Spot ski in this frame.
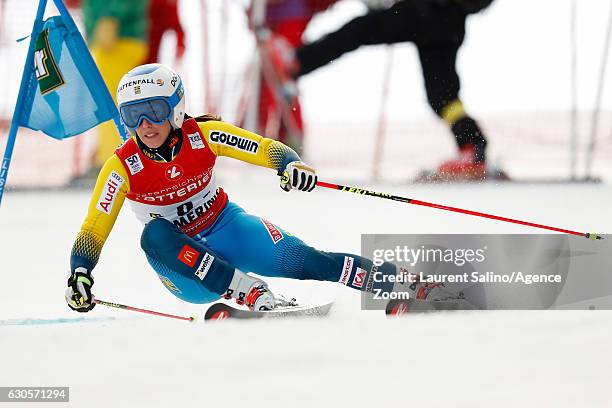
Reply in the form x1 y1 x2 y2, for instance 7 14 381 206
204 301 333 321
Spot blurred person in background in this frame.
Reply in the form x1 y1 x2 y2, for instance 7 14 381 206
82 0 149 172
279 0 502 181
252 0 338 154
145 0 185 64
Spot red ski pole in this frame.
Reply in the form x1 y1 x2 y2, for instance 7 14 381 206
94 299 195 322
316 181 603 240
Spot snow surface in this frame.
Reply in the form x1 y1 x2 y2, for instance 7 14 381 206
1 178 611 407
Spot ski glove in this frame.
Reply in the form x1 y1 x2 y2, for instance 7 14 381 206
280 161 317 192
65 267 96 313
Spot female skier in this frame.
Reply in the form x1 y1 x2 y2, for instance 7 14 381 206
65 64 452 312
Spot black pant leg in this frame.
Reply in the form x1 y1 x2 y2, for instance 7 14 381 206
418 44 487 162
296 1 419 77
418 44 462 115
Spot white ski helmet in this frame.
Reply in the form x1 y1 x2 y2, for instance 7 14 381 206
116 64 185 135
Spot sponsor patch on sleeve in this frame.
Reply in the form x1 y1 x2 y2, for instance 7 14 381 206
351 267 366 289
187 132 205 150
159 276 182 293
208 130 259 154
96 171 125 214
339 256 354 285
195 253 214 280
125 153 144 175
178 244 200 267
365 266 377 292
260 218 284 244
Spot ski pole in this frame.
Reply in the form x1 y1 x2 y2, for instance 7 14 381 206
315 181 604 240
94 299 196 322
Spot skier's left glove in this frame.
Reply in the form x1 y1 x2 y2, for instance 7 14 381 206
280 161 317 192
65 267 96 313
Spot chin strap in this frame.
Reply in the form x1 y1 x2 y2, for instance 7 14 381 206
136 128 183 162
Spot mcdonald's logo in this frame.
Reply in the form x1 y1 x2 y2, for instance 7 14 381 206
178 244 200 268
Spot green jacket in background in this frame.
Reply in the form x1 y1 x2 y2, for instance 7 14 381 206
82 0 149 41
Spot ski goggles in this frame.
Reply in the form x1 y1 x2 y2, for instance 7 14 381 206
119 97 173 129
119 83 183 129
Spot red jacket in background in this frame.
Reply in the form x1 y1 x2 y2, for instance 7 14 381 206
146 0 185 63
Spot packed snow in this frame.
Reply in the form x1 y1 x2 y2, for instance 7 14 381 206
1 179 611 407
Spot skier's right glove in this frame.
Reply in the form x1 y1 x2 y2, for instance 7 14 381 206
65 267 96 313
280 161 317 192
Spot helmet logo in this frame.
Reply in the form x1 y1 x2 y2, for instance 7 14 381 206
134 85 141 95
156 79 164 86
118 78 156 92
171 76 178 87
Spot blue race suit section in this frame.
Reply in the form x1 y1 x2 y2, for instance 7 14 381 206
141 202 395 303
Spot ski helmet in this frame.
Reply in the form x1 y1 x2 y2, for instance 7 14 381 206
116 64 185 135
